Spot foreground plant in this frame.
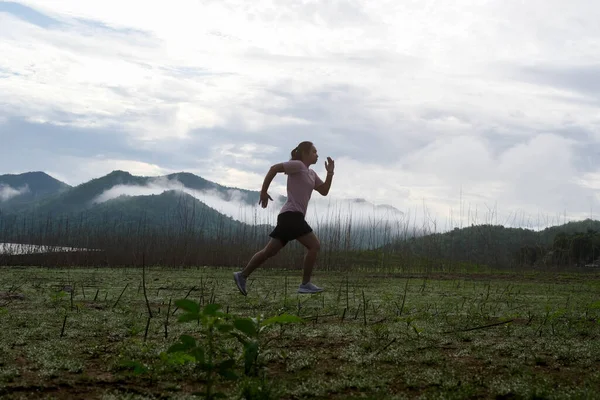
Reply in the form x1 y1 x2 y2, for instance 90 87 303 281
165 299 303 399
230 313 304 377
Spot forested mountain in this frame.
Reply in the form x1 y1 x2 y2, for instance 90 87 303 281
0 171 71 211
0 170 401 247
388 220 600 268
2 170 599 269
0 171 268 241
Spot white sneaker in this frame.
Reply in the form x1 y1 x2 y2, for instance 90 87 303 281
233 272 247 296
298 282 323 294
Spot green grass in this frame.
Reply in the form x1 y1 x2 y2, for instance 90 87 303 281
0 266 599 399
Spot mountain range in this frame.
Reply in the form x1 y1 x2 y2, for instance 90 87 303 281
2 170 600 268
0 170 404 244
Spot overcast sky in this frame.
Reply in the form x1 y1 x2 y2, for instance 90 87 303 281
1 0 599 230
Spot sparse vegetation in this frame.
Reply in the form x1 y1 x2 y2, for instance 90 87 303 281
0 267 599 399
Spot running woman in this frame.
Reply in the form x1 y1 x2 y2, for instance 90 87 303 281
233 141 335 295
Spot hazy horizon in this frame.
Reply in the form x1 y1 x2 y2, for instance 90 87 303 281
1 168 593 233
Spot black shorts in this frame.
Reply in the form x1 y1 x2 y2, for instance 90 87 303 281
269 211 313 246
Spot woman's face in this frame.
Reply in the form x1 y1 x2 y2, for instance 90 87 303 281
305 145 318 165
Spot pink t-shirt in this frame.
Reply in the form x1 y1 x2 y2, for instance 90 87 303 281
280 160 324 216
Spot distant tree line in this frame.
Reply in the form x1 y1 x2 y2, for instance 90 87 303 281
2 206 600 272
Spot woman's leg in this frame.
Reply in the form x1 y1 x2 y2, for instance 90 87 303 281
296 232 321 284
241 238 285 277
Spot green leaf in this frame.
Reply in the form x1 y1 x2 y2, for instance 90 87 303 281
197 362 210 370
190 347 205 363
262 314 304 327
217 359 238 380
218 359 236 370
120 360 148 375
178 313 200 323
244 341 259 374
230 331 249 346
175 299 200 314
161 352 195 365
203 303 221 316
216 323 234 333
234 318 258 337
180 335 196 348
167 335 197 353
133 363 148 375
167 343 191 354
218 368 239 380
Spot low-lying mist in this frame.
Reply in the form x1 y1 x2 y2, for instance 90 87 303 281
0 184 30 201
91 177 412 247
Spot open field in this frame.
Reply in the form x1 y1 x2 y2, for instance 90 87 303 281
0 266 599 399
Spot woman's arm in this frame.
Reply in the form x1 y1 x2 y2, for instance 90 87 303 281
259 163 285 208
261 163 284 193
316 173 334 196
316 157 335 196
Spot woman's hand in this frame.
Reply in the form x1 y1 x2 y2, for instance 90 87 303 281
325 157 335 174
259 191 273 208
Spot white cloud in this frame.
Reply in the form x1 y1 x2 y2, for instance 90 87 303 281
4 0 598 139
57 156 172 185
0 184 30 201
2 0 600 230
90 175 406 234
90 177 272 222
576 172 600 191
